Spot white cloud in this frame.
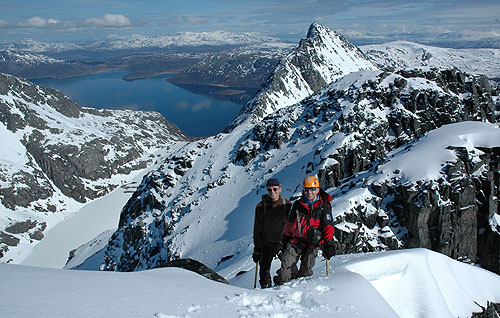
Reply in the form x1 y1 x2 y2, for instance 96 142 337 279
26 17 47 28
15 17 75 29
83 14 132 28
19 17 55 28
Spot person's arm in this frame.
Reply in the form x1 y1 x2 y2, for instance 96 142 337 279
253 205 263 252
322 204 334 242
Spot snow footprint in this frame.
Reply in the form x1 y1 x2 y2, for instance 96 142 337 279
227 291 324 317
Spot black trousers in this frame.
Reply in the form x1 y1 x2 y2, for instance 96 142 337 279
258 243 280 288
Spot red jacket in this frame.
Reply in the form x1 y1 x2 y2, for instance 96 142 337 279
282 192 334 247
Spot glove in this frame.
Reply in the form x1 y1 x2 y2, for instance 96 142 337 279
252 250 261 263
322 242 335 260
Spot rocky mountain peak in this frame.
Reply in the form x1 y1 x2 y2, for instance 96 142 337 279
305 21 345 44
227 23 377 130
306 22 325 38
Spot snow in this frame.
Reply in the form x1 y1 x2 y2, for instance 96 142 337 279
2 248 499 318
20 170 147 268
361 41 500 78
371 122 500 183
340 248 500 318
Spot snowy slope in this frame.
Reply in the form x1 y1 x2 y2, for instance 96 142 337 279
362 41 500 78
21 167 150 269
2 248 500 318
0 50 64 65
91 30 281 50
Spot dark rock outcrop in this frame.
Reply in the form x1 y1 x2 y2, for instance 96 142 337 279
158 258 228 284
472 302 500 318
331 145 500 274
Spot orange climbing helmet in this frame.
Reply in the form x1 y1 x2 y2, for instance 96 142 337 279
303 176 319 188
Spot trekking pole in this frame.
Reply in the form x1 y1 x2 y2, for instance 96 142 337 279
253 262 259 289
326 259 330 276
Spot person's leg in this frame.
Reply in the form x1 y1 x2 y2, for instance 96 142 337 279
259 248 275 288
298 247 319 278
274 243 301 285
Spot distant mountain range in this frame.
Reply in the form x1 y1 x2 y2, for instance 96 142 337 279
1 31 498 104
0 31 282 53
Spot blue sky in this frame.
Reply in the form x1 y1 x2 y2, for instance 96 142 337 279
1 0 499 46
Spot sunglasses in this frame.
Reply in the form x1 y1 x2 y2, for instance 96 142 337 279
303 188 317 192
267 187 280 192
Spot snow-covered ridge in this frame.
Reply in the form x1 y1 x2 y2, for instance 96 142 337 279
1 38 83 53
362 41 500 78
94 30 281 50
0 50 64 65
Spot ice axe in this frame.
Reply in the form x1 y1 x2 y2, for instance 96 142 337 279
253 262 259 289
326 259 330 276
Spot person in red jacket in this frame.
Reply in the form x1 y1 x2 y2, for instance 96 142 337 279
273 176 335 285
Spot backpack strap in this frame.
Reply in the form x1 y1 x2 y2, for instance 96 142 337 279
261 194 268 214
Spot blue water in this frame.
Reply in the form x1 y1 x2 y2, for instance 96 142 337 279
31 71 242 137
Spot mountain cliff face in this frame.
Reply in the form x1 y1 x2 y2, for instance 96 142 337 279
326 122 500 274
102 23 500 275
0 72 190 263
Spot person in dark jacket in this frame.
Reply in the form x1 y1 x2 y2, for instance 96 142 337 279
253 178 292 288
273 176 335 285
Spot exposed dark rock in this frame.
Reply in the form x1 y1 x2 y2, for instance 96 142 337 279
0 231 20 247
5 220 37 234
330 145 500 274
471 302 500 318
159 258 228 284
